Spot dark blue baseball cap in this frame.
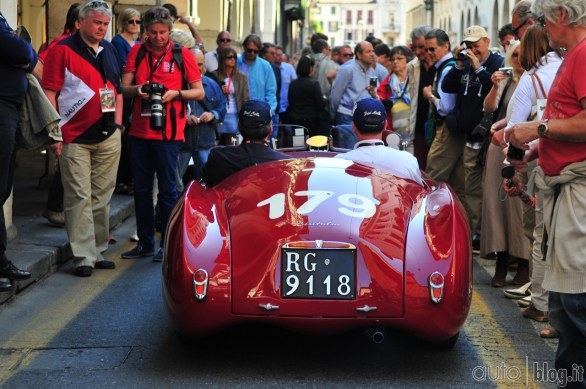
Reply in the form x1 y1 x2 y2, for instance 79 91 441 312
353 98 387 132
239 99 272 128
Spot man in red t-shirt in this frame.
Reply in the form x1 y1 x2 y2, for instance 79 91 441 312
120 6 204 261
506 0 586 376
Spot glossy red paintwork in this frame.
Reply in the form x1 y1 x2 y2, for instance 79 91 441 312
163 156 472 341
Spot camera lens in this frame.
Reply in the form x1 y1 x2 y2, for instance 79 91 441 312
507 144 525 160
458 49 468 61
148 83 166 130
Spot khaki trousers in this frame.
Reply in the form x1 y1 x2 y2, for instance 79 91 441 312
61 130 121 267
425 121 466 205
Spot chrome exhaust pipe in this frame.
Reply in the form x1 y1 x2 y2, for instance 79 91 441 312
366 327 386 344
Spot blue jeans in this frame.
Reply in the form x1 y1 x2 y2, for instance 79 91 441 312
176 148 211 192
0 101 18 268
549 291 586 388
334 112 356 149
129 137 180 249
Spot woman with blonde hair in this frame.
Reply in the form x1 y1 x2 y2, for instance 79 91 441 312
112 7 141 195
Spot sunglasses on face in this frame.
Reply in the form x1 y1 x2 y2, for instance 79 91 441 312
341 53 353 58
225 55 236 59
127 19 141 25
218 38 231 43
424 47 437 52
537 15 547 27
246 48 259 54
512 19 528 37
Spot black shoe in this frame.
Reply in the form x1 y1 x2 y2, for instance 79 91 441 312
74 266 93 277
0 279 12 292
95 260 116 269
121 245 154 259
0 261 32 280
471 233 481 253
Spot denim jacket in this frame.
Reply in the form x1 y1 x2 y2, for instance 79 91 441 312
186 75 227 149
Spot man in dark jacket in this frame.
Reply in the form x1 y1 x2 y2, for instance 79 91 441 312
0 11 35 290
441 25 503 251
202 100 291 187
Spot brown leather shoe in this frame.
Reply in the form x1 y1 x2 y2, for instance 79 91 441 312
522 304 548 322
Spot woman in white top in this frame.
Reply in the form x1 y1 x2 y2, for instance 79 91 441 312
481 40 531 288
493 25 563 326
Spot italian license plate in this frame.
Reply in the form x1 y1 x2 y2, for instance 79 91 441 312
281 248 356 299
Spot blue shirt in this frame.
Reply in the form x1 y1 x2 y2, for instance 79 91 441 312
237 55 278 114
278 61 297 113
329 59 378 117
187 75 227 149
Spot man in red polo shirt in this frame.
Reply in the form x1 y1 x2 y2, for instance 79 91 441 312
42 0 123 277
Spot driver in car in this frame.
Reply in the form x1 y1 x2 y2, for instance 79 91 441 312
202 99 291 187
335 98 424 185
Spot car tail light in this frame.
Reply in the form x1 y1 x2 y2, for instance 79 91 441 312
428 272 444 304
193 269 209 301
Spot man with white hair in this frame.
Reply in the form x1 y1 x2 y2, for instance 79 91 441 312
506 0 586 377
42 0 123 277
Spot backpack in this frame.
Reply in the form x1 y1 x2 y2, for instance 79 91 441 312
134 42 188 140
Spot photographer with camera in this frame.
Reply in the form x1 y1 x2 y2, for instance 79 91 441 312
121 6 204 261
441 25 504 252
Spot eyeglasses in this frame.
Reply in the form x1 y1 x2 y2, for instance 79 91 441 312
341 53 354 58
537 15 547 27
424 47 437 52
246 48 259 54
127 19 141 25
512 19 528 37
225 55 236 59
218 38 231 43
87 1 109 9
390 56 407 61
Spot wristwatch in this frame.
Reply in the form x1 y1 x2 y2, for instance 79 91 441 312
114 123 125 132
537 120 549 137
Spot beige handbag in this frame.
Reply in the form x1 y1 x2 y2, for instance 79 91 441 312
527 73 547 121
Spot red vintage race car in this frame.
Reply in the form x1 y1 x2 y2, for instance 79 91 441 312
163 151 472 348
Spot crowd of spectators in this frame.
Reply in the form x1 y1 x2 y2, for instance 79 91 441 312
3 0 586 377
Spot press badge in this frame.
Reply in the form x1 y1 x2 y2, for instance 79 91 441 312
99 88 116 112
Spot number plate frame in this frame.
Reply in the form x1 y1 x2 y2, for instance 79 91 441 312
281 247 356 299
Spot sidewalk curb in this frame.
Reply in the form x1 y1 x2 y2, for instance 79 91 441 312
0 194 134 305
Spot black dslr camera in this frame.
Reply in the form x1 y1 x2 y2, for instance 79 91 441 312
142 83 166 130
458 49 468 61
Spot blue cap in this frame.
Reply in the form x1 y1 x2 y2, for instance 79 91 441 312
352 98 386 132
239 100 272 128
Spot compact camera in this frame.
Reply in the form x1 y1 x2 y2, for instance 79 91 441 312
369 77 378 88
457 49 468 61
142 83 166 130
499 67 513 77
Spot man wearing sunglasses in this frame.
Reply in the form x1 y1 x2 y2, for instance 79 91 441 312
205 31 232 73
511 0 537 40
406 25 435 170
237 34 278 129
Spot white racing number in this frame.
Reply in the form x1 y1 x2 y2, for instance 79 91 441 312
257 190 378 219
